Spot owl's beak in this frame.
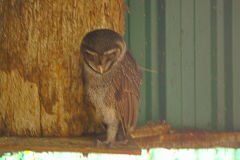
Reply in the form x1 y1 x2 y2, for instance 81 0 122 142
98 66 103 74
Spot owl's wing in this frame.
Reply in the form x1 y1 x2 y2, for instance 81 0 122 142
112 51 142 135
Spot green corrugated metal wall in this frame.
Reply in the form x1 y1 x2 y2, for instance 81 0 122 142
125 0 240 131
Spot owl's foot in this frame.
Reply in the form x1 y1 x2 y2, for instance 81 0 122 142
96 139 112 147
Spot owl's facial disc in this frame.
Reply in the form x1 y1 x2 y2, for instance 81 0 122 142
81 33 126 75
84 49 119 74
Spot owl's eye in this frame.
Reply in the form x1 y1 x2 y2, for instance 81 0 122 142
107 52 116 57
104 48 120 56
84 50 97 62
85 49 97 56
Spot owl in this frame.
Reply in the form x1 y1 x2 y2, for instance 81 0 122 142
80 29 142 145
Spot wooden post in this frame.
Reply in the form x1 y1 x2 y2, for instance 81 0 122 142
0 0 125 136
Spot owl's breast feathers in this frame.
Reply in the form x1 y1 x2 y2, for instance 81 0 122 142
107 50 142 135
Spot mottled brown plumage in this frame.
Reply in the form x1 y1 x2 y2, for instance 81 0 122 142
80 29 142 144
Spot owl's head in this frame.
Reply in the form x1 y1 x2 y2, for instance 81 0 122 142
80 29 126 74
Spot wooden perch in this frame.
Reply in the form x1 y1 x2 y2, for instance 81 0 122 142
1 122 240 155
131 122 240 149
0 136 141 155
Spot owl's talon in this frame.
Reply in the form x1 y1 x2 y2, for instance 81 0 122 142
96 139 113 147
96 139 102 146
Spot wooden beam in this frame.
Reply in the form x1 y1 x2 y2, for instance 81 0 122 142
131 122 240 149
1 122 240 154
0 136 141 155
